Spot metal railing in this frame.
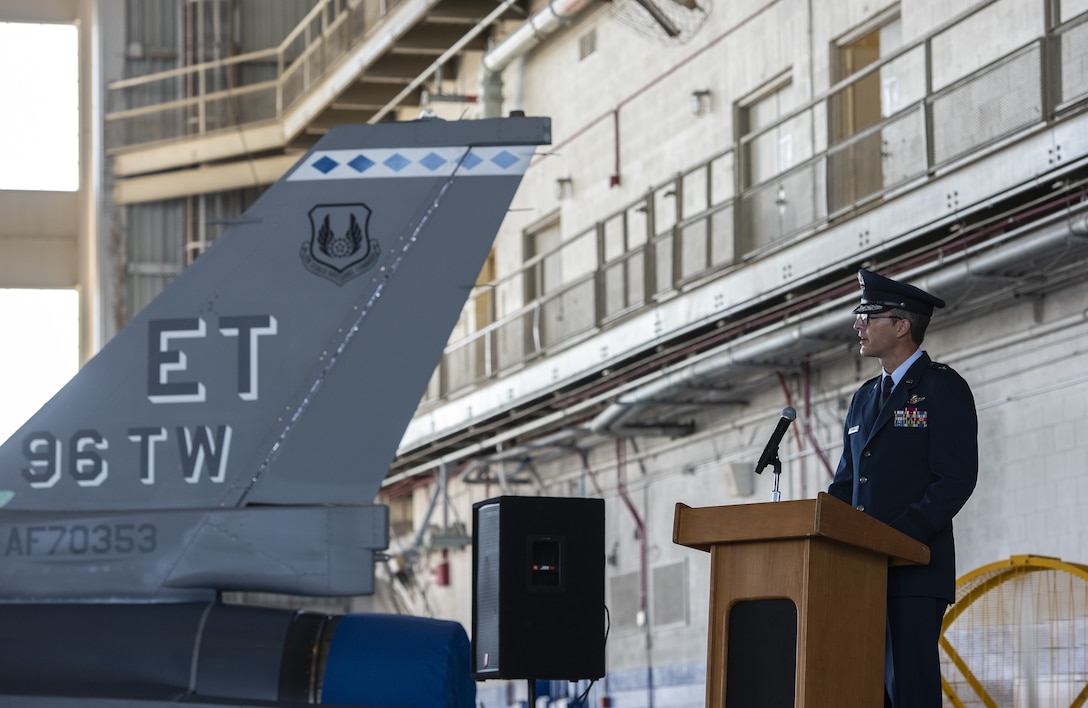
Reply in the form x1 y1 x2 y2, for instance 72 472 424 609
103 0 1088 406
424 1 1088 408
104 0 376 150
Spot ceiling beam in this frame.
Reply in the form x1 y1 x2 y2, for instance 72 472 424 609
112 153 299 205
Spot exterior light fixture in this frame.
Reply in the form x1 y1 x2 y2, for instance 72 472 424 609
555 176 574 199
691 89 711 116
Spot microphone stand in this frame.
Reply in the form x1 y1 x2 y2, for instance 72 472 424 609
769 456 782 502
753 407 795 502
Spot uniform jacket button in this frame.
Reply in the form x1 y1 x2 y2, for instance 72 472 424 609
856 504 865 512
859 476 868 484
863 450 871 457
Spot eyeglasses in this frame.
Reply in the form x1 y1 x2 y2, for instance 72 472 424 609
855 314 902 326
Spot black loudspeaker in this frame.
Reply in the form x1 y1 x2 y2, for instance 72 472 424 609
471 495 605 681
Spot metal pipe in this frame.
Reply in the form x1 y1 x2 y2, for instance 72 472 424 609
614 439 647 622
383 207 1088 485
369 0 521 123
591 213 1088 436
478 0 597 118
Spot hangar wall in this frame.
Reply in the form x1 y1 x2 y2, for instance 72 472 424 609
4 0 1086 704
397 0 1088 704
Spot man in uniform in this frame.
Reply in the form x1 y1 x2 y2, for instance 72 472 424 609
828 269 978 707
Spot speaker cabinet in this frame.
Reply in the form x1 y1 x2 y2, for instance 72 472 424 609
471 496 605 681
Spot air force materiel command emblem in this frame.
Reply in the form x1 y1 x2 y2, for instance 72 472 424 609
301 204 379 285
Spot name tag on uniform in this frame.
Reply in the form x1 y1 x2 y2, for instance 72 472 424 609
848 425 860 434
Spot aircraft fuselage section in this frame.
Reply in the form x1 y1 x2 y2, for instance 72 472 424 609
4 517 157 558
0 504 389 599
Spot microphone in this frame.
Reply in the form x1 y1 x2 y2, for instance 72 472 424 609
753 407 797 474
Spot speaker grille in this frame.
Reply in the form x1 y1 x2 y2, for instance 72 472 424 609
471 496 605 680
474 503 501 674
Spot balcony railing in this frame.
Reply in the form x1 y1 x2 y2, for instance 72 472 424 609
424 0 1088 409
104 0 377 151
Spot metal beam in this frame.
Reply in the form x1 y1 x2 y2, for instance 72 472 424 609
110 0 444 178
111 154 299 205
111 122 287 178
0 191 78 288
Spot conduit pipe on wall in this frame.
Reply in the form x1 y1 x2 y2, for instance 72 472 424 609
479 0 598 118
591 213 1088 437
800 360 836 480
369 0 521 122
614 440 648 628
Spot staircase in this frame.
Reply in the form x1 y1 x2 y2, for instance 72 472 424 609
105 0 524 204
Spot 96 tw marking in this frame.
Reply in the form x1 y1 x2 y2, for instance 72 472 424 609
22 425 232 489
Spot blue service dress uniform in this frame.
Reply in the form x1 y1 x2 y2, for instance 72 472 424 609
829 352 977 601
829 351 978 705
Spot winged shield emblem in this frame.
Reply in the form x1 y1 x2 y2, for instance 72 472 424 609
300 203 379 285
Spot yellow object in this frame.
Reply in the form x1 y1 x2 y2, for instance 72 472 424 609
940 555 1088 707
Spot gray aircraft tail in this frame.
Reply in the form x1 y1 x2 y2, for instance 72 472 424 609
0 116 550 601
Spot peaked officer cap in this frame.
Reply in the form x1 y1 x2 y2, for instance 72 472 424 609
853 269 945 316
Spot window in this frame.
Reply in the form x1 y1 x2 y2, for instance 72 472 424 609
737 73 797 189
0 289 80 442
443 251 497 392
736 72 814 251
524 218 598 349
829 8 903 211
0 23 79 192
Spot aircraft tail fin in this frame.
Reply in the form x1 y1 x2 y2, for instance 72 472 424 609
0 116 551 514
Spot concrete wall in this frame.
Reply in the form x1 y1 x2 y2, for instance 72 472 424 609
401 0 1088 705
462 271 1088 705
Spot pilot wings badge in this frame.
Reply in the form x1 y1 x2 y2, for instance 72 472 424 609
301 203 380 285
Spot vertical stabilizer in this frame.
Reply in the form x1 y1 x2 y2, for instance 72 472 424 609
0 116 550 600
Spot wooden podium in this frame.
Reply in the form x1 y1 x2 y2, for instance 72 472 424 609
673 492 930 707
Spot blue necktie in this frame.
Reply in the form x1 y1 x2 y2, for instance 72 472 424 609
880 375 893 409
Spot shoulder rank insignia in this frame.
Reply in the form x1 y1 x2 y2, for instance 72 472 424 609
894 407 928 428
907 394 926 404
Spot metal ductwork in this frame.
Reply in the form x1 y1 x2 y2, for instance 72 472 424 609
591 213 1088 437
479 0 598 118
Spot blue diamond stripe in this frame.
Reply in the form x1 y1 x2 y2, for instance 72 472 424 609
420 152 447 171
348 155 375 173
490 150 519 170
384 153 411 172
313 156 340 174
459 152 483 170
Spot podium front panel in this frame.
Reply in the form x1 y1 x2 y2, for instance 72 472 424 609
725 598 797 707
707 538 888 707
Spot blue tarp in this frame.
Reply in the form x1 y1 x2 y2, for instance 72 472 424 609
321 613 476 707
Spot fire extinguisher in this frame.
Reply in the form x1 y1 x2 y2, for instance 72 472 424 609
434 548 450 586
